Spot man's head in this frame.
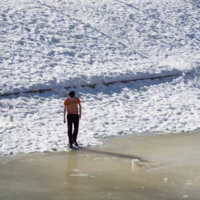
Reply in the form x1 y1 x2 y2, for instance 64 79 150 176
68 90 75 99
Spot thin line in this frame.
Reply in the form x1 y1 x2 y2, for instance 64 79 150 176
0 73 181 97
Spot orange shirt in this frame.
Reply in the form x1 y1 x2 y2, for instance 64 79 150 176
63 97 81 114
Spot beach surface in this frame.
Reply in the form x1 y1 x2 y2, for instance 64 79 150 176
0 132 200 200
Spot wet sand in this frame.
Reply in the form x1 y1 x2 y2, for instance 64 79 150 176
0 132 200 200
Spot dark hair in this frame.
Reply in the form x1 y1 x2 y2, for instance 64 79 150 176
68 90 75 98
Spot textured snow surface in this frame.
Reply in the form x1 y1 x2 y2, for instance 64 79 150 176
1 0 200 154
1 0 198 94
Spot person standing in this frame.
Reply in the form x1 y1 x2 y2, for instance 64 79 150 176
63 90 81 148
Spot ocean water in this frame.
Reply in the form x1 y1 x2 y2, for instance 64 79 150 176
0 132 200 200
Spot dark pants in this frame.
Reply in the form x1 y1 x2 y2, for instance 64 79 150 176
67 114 79 145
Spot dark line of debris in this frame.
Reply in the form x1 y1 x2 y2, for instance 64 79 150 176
0 74 179 97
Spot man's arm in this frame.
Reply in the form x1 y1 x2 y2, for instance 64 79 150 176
79 104 82 119
63 106 67 123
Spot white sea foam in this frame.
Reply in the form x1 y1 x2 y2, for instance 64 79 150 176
70 173 89 177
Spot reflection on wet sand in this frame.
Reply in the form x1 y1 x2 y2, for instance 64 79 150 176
65 151 79 197
0 133 200 200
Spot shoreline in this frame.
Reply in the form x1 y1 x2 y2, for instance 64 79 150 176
0 130 200 162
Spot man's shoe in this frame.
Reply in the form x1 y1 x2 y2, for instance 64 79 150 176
73 141 78 147
68 144 73 149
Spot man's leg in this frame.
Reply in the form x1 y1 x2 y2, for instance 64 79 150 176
72 114 79 144
67 114 73 146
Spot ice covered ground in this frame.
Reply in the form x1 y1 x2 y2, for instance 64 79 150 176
1 0 200 154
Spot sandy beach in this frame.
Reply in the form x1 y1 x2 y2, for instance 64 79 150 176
0 132 200 200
